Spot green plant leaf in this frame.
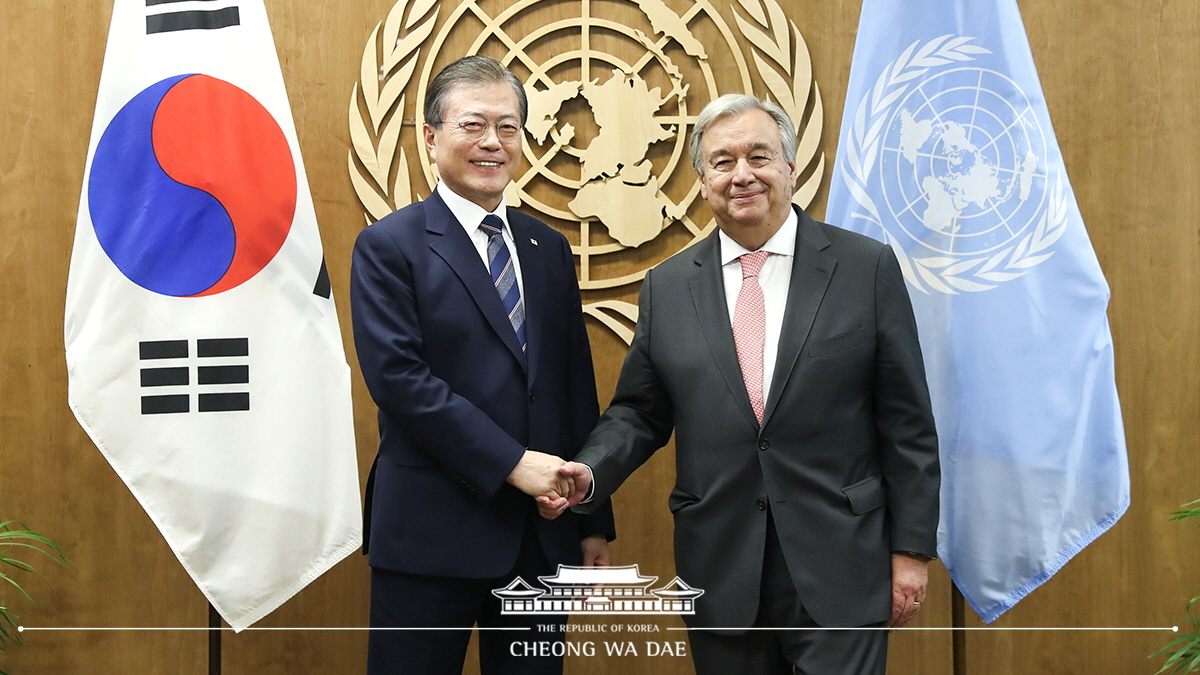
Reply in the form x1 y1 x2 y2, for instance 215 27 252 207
0 556 40 573
1169 499 1200 524
1152 502 1200 673
0 603 22 651
0 521 70 657
0 572 35 605
0 526 71 568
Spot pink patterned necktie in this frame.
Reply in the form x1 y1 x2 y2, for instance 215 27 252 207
733 251 769 425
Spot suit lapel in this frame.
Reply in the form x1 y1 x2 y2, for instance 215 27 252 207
687 232 760 429
426 193 528 372
511 216 543 385
762 208 835 426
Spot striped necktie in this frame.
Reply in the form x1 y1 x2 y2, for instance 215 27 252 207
480 214 526 353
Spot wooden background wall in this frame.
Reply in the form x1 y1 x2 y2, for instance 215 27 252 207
1 0 1197 673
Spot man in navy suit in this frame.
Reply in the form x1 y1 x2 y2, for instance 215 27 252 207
351 55 615 675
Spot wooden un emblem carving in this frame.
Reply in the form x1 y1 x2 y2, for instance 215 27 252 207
350 0 824 344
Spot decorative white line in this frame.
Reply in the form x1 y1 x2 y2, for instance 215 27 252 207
19 626 530 632
670 626 1179 632
21 625 1178 632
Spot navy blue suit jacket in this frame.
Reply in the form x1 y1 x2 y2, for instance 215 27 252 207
351 191 614 578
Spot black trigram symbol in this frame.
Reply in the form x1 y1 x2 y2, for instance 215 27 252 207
146 0 240 35
139 338 250 414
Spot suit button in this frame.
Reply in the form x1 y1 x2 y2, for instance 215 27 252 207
528 392 536 402
756 499 767 511
758 439 770 451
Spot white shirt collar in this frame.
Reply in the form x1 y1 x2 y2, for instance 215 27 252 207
436 181 509 233
718 207 798 265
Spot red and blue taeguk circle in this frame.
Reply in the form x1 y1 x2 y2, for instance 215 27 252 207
88 74 296 297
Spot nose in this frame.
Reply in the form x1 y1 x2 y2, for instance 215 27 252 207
730 157 756 184
478 123 503 148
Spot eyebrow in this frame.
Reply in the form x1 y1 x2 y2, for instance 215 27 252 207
708 142 777 159
458 111 520 122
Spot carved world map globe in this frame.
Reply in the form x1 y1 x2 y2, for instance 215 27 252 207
353 0 822 338
415 0 753 291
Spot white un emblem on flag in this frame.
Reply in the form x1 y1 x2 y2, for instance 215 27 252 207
840 36 1070 294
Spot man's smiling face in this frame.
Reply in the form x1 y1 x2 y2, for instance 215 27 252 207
698 108 798 249
424 81 523 212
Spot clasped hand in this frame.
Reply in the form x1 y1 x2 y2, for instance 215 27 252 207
505 450 591 520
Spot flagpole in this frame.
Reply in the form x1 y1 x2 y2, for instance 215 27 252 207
209 603 221 675
951 584 966 675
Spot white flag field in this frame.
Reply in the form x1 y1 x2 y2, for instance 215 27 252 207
65 0 361 630
825 0 1130 622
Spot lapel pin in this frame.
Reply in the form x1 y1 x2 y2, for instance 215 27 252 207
530 238 538 246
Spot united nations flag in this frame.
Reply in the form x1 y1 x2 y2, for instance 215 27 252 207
826 0 1130 623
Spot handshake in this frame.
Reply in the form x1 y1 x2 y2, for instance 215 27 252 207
506 450 593 520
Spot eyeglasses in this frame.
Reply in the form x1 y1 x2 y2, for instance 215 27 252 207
435 119 523 142
707 153 779 173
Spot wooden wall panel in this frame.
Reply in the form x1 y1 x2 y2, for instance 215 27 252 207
1 0 1197 674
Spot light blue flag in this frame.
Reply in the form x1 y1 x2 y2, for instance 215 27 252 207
825 0 1129 623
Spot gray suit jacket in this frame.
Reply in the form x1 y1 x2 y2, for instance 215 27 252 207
576 207 939 629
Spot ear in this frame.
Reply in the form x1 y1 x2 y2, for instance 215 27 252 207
423 124 438 162
699 173 710 201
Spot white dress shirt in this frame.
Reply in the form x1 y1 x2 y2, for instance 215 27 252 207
436 181 525 299
717 208 797 401
578 210 799 505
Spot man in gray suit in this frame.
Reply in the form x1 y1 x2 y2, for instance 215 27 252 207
539 94 940 674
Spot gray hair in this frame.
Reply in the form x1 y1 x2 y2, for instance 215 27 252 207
689 94 797 174
424 55 528 126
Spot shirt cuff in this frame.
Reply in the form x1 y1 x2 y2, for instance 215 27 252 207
895 550 935 562
579 463 596 504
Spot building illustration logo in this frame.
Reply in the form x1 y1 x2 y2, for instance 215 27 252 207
492 564 704 615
